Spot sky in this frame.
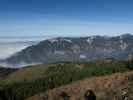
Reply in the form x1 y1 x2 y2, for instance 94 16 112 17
0 0 133 37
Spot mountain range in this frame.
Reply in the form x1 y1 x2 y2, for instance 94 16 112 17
2 34 133 67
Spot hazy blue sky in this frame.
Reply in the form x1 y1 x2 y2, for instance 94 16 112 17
0 0 133 37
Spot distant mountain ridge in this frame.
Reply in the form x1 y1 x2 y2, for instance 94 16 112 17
3 34 133 67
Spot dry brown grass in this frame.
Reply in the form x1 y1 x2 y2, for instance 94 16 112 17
27 71 133 100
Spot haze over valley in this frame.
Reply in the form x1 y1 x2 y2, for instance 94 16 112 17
0 36 48 60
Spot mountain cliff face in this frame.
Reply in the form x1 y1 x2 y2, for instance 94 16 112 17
4 34 133 66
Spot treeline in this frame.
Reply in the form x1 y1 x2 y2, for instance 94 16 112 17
0 67 17 79
0 60 133 100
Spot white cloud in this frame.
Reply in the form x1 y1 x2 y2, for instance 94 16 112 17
0 43 30 59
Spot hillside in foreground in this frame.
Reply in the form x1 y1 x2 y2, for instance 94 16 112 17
27 71 133 100
0 60 133 100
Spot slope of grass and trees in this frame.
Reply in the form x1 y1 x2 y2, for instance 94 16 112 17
0 59 133 100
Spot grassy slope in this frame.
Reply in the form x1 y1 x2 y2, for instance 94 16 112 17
2 61 128 84
3 64 50 84
0 67 17 80
0 60 132 100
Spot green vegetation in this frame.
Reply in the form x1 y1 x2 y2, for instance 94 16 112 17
0 67 17 80
0 60 133 100
127 59 133 70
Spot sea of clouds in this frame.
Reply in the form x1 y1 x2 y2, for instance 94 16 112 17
0 36 47 60
0 42 34 59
